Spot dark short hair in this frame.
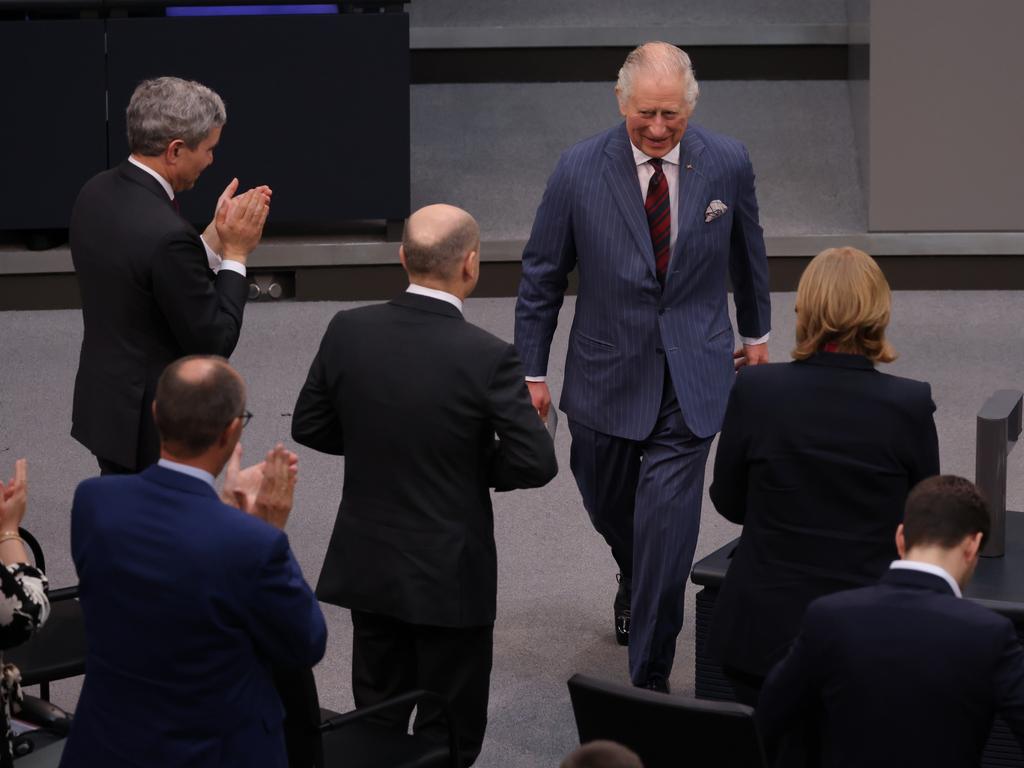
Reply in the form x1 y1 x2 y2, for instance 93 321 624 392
153 355 244 456
903 475 990 549
561 741 644 768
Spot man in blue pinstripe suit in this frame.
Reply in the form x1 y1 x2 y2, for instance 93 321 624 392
515 42 772 691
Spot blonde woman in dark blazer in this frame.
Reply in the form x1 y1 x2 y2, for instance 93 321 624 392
707 247 940 705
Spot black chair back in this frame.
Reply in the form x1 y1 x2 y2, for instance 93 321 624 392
567 673 767 768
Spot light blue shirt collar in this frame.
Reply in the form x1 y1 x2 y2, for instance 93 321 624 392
890 560 962 598
157 458 217 491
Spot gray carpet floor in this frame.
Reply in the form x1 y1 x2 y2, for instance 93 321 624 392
1 289 1022 766
411 81 865 241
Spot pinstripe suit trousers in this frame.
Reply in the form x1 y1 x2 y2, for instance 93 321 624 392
569 363 713 685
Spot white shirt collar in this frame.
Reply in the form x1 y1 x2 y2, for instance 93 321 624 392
128 155 175 201
631 141 681 168
889 560 962 598
157 458 217 491
405 284 463 313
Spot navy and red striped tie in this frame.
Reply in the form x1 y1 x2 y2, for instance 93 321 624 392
644 158 671 284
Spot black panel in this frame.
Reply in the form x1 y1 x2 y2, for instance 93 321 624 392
412 45 850 85
106 13 410 227
0 19 106 229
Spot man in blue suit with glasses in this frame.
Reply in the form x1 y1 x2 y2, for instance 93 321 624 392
515 41 771 691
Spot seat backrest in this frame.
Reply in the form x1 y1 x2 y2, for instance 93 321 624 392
566 674 767 768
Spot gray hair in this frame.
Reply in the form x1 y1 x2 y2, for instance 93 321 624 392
127 76 226 156
616 41 699 110
402 211 480 279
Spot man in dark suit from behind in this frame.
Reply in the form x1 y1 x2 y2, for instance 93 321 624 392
758 475 1024 768
62 356 326 768
292 204 558 765
71 76 271 475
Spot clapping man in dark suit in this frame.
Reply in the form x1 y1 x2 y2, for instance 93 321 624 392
515 41 771 691
292 204 558 765
758 475 1024 768
62 356 326 768
71 76 271 475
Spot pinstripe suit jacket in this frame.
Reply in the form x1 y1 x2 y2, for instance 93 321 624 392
515 122 771 440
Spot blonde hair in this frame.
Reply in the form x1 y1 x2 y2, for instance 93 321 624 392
793 247 896 363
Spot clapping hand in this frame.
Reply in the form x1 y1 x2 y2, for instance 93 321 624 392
203 178 272 258
220 444 297 530
0 459 28 533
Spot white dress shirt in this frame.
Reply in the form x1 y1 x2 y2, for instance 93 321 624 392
127 155 246 277
157 457 217 491
406 283 463 313
889 559 962 598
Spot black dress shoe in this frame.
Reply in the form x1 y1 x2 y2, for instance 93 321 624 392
639 678 670 694
615 609 631 646
614 574 631 646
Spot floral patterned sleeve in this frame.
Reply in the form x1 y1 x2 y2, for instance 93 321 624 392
0 564 49 649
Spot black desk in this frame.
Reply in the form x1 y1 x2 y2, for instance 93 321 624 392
690 510 1024 767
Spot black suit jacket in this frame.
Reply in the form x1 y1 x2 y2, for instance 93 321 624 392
292 292 558 627
758 568 1024 768
707 352 940 676
70 160 248 470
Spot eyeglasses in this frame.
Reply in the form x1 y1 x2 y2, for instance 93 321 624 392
240 410 253 429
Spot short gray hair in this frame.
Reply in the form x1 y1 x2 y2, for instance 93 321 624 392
402 212 480 279
616 41 699 111
127 76 226 156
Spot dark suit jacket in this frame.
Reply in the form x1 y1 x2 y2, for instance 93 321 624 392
292 292 558 627
515 122 771 440
61 465 327 768
70 160 248 470
707 352 940 676
758 568 1024 768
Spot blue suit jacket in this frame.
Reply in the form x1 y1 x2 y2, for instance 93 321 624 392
515 122 771 440
61 465 327 768
758 568 1024 768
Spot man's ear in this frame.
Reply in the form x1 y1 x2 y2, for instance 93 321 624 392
219 417 243 450
895 524 907 559
164 139 184 165
464 248 479 281
964 531 984 563
399 245 408 271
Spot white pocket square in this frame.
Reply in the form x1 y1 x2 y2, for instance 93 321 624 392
705 200 728 223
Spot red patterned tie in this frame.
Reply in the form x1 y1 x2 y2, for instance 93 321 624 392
170 197 181 214
645 158 671 284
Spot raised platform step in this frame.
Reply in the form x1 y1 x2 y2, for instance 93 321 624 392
5 233 1024 277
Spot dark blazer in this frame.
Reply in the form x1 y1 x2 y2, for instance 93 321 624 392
514 122 771 440
758 568 1024 768
707 352 940 676
70 160 248 470
61 465 326 768
292 292 558 627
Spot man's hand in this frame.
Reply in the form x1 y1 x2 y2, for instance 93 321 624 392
527 380 551 420
0 459 27 532
250 444 298 531
219 443 264 511
215 185 272 263
734 342 769 370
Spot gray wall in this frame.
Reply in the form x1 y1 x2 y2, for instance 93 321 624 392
868 0 1024 231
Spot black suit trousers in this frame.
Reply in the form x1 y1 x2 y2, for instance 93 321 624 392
350 610 493 767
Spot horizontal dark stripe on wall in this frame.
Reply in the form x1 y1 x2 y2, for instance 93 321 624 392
413 46 851 84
